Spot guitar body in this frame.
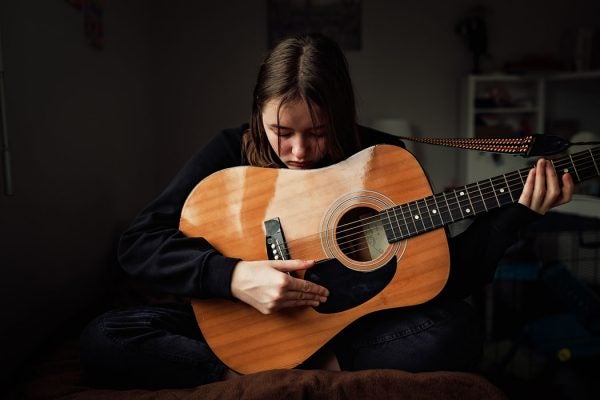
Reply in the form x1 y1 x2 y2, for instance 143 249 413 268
180 145 450 374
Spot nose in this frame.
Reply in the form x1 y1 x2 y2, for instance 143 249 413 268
291 135 309 159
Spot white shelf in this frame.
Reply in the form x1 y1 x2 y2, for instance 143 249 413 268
460 71 600 184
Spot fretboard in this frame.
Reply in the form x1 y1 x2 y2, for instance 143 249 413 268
382 146 600 243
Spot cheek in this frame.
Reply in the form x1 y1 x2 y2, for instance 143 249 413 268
266 133 279 153
266 133 290 156
315 137 327 157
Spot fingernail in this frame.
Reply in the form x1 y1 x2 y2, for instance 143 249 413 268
320 296 328 302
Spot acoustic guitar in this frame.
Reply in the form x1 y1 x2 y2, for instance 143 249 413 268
179 144 600 374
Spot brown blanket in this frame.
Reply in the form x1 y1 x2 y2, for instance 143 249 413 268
19 339 507 400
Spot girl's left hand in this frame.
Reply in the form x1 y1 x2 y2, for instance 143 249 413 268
519 158 574 215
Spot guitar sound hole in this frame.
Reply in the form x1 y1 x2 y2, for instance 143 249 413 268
336 207 388 262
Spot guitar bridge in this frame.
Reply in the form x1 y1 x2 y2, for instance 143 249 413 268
264 217 289 261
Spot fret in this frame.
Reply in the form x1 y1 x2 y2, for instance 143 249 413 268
437 193 453 223
474 181 488 212
553 159 568 175
555 158 576 182
502 173 516 202
401 203 418 235
382 209 400 242
466 182 486 214
385 207 398 239
478 179 499 210
426 196 444 227
443 191 461 221
517 169 529 198
568 153 581 181
381 210 392 241
506 171 524 202
417 198 434 230
408 201 426 232
490 175 513 206
518 169 526 186
488 178 501 207
572 151 598 182
453 188 469 218
392 206 408 239
465 185 477 215
451 190 464 219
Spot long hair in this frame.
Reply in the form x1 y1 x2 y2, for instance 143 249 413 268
243 33 360 167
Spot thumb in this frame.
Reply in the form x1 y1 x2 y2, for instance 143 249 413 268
271 259 316 273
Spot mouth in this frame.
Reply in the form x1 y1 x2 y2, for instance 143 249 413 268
286 161 313 169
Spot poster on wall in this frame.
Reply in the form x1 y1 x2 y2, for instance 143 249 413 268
66 0 103 50
267 0 361 50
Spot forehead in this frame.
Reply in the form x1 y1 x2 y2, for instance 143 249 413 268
262 98 325 125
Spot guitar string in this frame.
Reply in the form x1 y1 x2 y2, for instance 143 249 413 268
328 151 597 240
330 159 552 241
277 152 599 256
327 171 524 241
279 166 594 259
275 175 599 259
310 155 583 248
344 152 598 247
273 152 599 257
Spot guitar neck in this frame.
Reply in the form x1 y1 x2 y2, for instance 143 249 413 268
382 146 600 243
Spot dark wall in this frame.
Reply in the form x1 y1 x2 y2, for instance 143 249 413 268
0 0 157 386
1 0 599 390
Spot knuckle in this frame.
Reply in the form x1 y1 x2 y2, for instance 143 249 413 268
302 280 310 292
279 275 291 288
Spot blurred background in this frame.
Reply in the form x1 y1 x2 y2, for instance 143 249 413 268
1 1 599 398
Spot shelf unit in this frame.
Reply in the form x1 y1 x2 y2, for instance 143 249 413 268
460 71 600 184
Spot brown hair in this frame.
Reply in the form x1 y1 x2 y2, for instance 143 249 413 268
243 33 360 167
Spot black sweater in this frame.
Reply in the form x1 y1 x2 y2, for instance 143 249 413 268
118 124 539 301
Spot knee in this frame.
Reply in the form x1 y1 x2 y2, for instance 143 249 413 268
346 301 484 372
79 312 120 374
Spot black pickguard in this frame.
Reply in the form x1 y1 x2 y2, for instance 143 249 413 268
304 257 397 314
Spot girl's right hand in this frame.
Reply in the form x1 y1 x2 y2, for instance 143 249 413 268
230 259 329 314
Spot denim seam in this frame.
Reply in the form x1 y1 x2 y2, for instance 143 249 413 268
352 307 457 349
100 311 217 368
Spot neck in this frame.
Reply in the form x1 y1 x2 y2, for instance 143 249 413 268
382 147 600 243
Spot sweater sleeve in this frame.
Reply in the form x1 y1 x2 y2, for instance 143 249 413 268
438 203 542 301
118 126 248 299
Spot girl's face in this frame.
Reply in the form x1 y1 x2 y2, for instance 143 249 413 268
261 98 327 169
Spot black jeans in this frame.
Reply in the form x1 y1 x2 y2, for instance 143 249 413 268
80 300 483 389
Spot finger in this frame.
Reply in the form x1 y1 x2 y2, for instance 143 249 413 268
267 290 327 313
552 172 574 207
518 167 536 207
286 276 330 297
281 290 328 303
277 299 322 310
541 160 561 211
531 159 547 211
271 259 316 273
559 172 574 204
